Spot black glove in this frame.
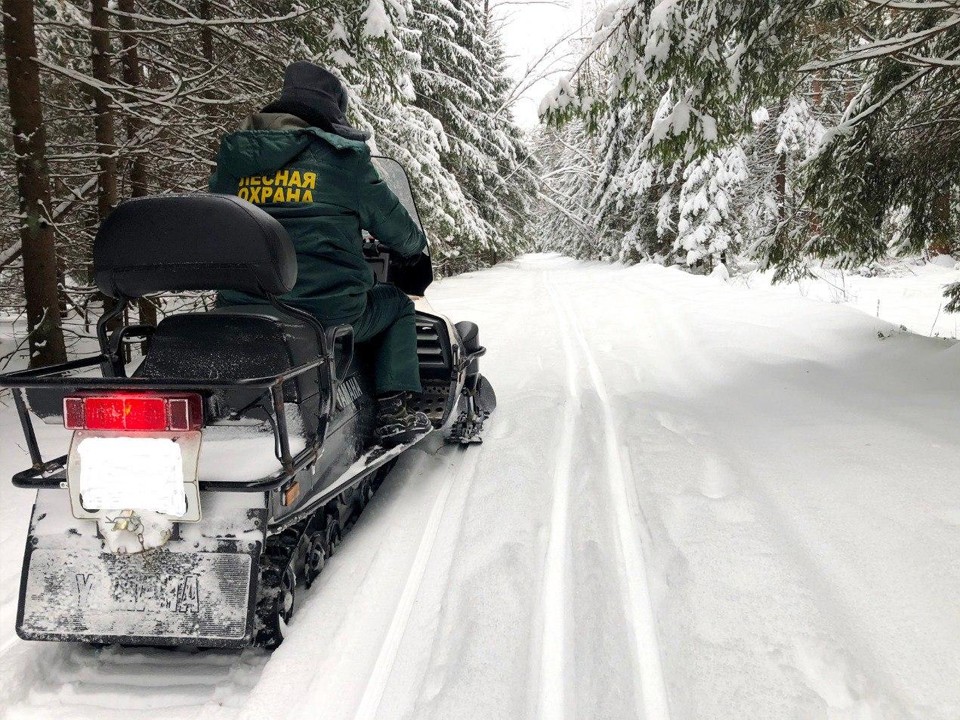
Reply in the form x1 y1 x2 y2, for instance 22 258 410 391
390 250 424 269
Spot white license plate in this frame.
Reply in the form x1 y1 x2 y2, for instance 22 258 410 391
68 431 202 522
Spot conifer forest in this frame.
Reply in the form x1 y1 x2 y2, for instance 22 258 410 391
1 1 958 365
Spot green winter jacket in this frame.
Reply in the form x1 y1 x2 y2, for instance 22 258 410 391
209 113 427 321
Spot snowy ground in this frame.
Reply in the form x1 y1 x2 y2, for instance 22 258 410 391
736 258 960 340
1 254 959 720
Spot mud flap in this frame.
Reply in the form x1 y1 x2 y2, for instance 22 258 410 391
17 489 265 648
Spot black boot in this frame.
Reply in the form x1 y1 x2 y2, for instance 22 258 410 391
375 392 431 448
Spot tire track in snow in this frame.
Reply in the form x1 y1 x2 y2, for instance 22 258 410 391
548 271 672 720
534 275 580 720
351 446 483 720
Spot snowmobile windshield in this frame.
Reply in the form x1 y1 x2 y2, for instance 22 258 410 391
371 157 424 235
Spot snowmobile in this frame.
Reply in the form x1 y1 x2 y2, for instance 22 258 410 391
0 157 496 649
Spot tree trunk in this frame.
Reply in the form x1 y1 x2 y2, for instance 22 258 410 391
117 0 157 327
198 0 219 156
3 0 68 367
931 186 953 256
90 0 128 354
118 0 146 199
773 119 791 258
811 73 823 108
775 149 787 223
90 0 118 220
199 0 215 68
808 74 824 237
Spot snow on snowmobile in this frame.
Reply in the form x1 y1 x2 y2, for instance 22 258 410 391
0 157 496 649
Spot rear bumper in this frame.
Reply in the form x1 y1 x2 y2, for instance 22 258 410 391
17 490 264 648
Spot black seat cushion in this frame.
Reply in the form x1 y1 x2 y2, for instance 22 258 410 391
135 307 326 433
136 307 320 382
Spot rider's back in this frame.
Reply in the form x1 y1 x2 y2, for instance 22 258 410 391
210 112 424 322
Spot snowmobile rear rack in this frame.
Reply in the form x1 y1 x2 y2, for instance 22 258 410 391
2 352 329 493
0 355 326 388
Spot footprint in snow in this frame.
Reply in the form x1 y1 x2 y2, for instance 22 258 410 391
699 456 740 500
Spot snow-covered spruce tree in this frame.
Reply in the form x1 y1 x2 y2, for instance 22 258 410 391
539 88 747 271
588 101 675 263
542 1 959 309
674 145 748 268
476 27 538 264
409 0 537 273
293 0 480 271
277 0 535 274
537 2 843 273
535 48 677 265
533 120 604 259
802 1 960 289
738 93 827 280
541 1 837 166
534 47 606 260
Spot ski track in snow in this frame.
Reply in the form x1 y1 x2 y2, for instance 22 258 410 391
548 275 671 720
2 254 959 720
535 275 578 720
351 443 483 720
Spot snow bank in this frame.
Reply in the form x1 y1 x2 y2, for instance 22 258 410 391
737 260 960 340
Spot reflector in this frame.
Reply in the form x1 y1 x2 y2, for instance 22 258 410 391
63 397 86 430
167 395 202 431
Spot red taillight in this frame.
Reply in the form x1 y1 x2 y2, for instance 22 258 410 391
64 394 203 432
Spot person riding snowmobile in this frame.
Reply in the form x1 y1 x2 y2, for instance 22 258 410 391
210 61 431 447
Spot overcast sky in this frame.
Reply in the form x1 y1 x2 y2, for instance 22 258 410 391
495 0 592 128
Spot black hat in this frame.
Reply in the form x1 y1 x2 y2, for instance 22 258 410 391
261 62 370 141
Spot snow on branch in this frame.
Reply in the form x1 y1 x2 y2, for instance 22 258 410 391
104 6 319 28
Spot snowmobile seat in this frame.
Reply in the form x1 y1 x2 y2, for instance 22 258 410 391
90 193 331 431
135 305 326 434
24 194 300 426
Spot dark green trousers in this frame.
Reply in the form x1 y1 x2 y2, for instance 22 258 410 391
220 284 422 396
341 284 422 395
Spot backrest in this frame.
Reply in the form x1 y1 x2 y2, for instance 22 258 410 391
94 194 297 299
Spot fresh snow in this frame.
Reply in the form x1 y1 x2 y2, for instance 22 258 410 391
361 0 392 38
1 254 959 719
739 261 960 340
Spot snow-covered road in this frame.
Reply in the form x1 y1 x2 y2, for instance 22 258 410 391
2 255 959 720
